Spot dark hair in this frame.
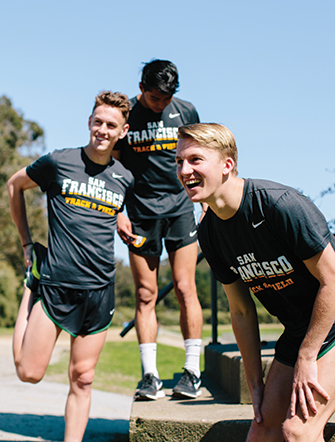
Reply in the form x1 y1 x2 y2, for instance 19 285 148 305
92 91 131 121
141 59 179 96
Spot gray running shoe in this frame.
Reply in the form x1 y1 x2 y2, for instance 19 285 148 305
172 369 202 399
135 373 165 400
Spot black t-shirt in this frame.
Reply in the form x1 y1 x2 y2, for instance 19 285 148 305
27 147 134 289
199 179 335 334
116 96 200 219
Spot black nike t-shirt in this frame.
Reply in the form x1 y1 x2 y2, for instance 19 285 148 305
116 96 200 219
27 147 134 289
199 178 335 334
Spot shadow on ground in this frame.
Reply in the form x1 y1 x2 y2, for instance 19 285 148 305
0 413 129 442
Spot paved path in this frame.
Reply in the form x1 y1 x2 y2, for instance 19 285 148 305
0 333 133 441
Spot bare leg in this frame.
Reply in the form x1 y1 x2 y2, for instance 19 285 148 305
64 330 108 442
247 358 293 442
169 242 202 340
283 346 335 442
13 283 35 360
129 252 160 344
13 289 61 383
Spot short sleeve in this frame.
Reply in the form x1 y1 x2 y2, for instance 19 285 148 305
26 153 57 192
269 190 331 260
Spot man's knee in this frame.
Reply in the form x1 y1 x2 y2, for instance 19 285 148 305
69 366 95 392
16 362 45 384
247 418 284 442
136 285 157 307
282 415 325 442
282 416 306 441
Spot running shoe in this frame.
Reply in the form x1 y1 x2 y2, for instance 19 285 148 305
135 373 165 400
25 242 47 292
172 368 202 399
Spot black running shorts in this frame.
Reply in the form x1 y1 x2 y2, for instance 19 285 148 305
129 211 198 257
38 282 115 337
275 322 335 367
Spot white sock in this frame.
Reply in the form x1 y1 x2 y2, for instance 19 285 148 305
139 343 159 378
184 339 202 379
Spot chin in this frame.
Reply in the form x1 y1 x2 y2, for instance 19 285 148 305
186 191 203 203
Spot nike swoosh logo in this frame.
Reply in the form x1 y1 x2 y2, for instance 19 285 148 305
169 112 180 119
252 220 265 228
112 173 123 179
110 309 115 316
189 230 197 237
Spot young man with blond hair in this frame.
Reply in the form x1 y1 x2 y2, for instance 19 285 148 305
176 122 335 442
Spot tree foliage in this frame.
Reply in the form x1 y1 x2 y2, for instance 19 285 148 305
0 95 48 326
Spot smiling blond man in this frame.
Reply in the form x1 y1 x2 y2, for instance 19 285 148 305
176 122 335 442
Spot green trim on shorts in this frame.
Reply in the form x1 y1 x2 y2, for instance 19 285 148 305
89 319 112 336
275 340 335 367
317 339 335 360
41 299 113 337
41 299 77 337
33 296 42 305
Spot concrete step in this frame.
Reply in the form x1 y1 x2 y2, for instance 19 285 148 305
129 372 254 442
129 344 335 442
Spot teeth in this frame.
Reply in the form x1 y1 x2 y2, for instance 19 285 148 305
186 179 201 189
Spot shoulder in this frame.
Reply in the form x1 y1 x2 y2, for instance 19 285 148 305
129 96 138 109
245 178 301 207
110 159 134 185
170 96 198 114
128 96 141 116
46 147 82 163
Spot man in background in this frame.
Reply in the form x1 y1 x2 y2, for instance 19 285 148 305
113 60 204 400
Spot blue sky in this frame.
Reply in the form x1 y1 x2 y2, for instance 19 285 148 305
1 0 334 263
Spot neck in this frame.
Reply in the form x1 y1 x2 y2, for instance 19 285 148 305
84 145 111 165
137 93 147 108
209 176 244 220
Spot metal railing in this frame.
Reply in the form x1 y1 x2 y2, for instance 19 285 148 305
120 251 219 344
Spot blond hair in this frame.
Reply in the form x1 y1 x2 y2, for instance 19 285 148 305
178 123 238 175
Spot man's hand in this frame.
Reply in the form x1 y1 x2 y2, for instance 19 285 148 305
23 243 34 269
250 383 265 424
117 212 136 245
290 357 329 419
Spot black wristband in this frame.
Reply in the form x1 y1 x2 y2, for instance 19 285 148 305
22 242 33 248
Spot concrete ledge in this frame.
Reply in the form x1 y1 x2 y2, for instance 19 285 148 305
129 343 335 441
130 373 254 441
129 372 335 441
205 341 275 404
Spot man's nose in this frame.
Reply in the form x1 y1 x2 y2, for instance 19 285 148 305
182 160 193 174
99 123 107 133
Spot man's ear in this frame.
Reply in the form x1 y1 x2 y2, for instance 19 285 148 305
119 123 130 140
88 115 92 130
222 157 235 176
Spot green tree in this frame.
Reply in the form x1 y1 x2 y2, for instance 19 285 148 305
0 95 48 326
